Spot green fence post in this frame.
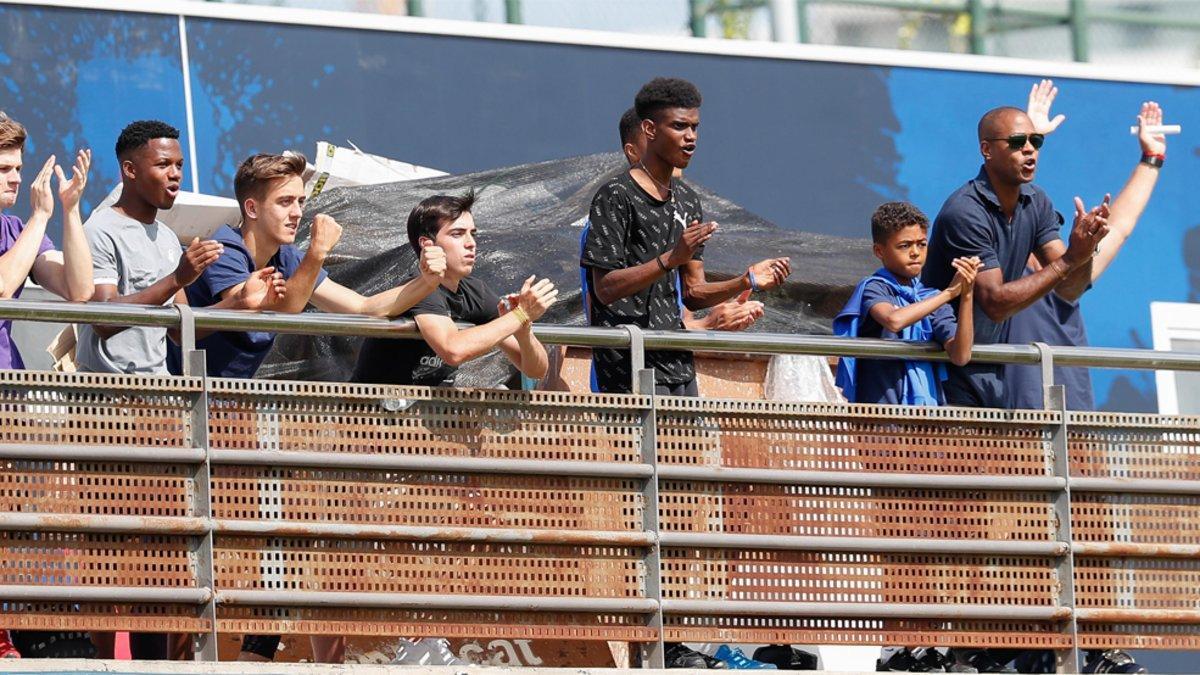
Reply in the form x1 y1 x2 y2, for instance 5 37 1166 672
505 0 522 24
1069 0 1089 62
407 0 423 17
690 0 708 37
796 0 810 43
967 0 986 55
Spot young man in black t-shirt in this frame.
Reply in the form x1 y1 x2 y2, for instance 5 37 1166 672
581 77 791 394
352 189 556 388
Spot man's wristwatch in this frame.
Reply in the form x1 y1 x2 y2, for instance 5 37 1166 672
1141 153 1165 169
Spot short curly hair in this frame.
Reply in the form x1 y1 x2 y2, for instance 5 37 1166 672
870 201 928 244
634 77 702 121
115 120 179 160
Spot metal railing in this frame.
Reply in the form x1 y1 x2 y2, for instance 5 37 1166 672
2 298 1200 669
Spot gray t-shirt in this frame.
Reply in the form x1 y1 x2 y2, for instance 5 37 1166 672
76 207 182 374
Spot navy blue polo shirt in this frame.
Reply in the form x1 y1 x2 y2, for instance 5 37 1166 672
171 224 328 379
1004 268 1094 411
922 167 1062 408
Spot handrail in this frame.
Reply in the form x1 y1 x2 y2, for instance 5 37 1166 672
3 298 1200 372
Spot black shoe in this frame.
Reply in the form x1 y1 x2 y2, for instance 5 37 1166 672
1083 650 1147 674
753 644 819 670
957 649 1016 674
878 647 947 672
10 631 97 659
666 643 726 669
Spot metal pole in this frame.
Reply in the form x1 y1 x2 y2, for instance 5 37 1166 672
1068 0 1089 62
187 350 219 661
967 0 986 55
1046 384 1080 673
624 325 647 394
504 0 522 24
796 0 810 43
690 0 708 37
769 0 799 41
407 0 424 17
637 368 665 669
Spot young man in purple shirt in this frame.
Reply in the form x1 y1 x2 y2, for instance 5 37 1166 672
0 112 94 660
0 112 94 370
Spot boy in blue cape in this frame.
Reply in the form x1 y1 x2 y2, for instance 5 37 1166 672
835 201 981 406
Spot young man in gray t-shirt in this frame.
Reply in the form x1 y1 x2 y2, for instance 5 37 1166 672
77 120 281 375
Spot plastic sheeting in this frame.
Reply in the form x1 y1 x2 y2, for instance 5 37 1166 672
261 152 875 383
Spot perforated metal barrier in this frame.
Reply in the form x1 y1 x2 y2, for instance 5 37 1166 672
2 368 1199 664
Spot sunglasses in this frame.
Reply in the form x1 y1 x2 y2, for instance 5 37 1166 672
986 133 1045 150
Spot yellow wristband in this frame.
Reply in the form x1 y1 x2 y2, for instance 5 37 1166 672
511 305 530 324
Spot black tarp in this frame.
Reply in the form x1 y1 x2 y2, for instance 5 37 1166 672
261 152 874 384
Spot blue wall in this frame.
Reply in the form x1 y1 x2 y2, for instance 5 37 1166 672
1 3 1196 414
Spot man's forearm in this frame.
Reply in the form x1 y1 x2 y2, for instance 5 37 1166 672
1054 256 1092 301
272 250 326 313
682 275 751 310
61 207 93 301
1092 163 1159 282
362 275 438 318
979 260 1070 322
592 257 669 305
514 329 548 379
436 313 527 366
0 214 49 297
93 275 185 338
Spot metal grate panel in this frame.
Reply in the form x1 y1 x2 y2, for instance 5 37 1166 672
659 481 1056 540
214 536 645 598
210 467 642 532
661 549 1058 606
0 532 196 588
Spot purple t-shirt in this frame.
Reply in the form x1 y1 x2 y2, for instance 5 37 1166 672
0 213 56 370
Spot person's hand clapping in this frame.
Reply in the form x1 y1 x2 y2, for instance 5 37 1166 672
235 266 286 309
706 289 765 331
29 155 55 219
666 220 716 268
747 257 791 291
515 275 558 323
947 256 983 298
174 237 224 286
55 149 90 212
1064 195 1111 267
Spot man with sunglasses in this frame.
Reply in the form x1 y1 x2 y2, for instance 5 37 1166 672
922 82 1110 412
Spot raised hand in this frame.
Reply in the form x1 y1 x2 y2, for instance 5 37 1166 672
419 244 446 280
55 148 91 212
29 155 55 219
748 256 791 291
1136 101 1166 157
309 214 343 257
174 237 224 286
947 256 983 297
515 275 558 322
1064 195 1111 267
235 266 286 309
1027 79 1066 135
666 220 717 268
